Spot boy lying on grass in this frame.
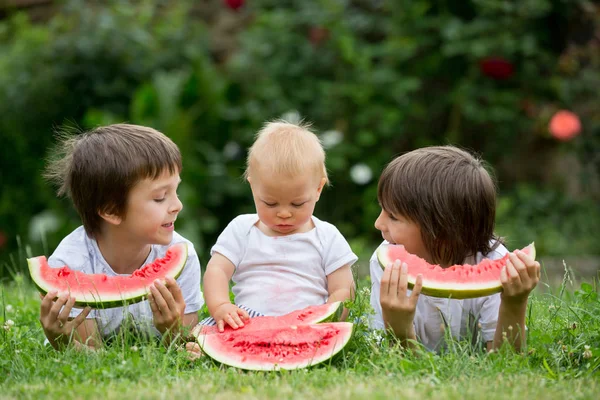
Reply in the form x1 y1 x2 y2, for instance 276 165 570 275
369 146 540 352
40 124 203 350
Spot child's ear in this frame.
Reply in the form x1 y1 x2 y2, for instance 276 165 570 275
315 177 327 201
98 209 122 226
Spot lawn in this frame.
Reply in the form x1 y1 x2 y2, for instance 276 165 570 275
1 270 599 400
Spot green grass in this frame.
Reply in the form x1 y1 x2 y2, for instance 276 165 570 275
1 271 600 400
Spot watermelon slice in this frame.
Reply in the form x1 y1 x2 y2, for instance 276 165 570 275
27 242 188 308
197 301 343 336
377 243 536 299
197 322 354 371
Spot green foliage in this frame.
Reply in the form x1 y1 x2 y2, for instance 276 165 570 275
0 0 599 273
496 185 600 255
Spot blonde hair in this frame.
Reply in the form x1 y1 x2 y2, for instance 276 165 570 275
244 120 329 183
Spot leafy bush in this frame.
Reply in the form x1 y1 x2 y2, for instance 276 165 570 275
0 0 598 275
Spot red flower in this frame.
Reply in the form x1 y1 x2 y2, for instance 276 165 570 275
223 0 244 11
549 110 581 141
479 57 514 80
309 26 329 46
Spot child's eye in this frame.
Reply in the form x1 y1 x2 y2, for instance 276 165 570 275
388 212 398 221
292 202 306 208
263 201 277 207
154 198 166 203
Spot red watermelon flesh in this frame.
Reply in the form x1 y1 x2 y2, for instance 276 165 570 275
197 301 343 336
27 242 188 308
197 322 353 371
377 243 536 299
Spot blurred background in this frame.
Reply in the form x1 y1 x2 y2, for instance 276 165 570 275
0 0 598 282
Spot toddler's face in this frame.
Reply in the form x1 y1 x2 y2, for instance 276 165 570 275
374 208 433 264
249 171 326 236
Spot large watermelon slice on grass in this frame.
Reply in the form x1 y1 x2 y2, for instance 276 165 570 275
195 302 353 371
377 243 536 299
27 242 188 308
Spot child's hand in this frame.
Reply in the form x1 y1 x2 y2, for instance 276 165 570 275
39 291 91 346
148 276 186 335
213 303 250 332
500 250 541 304
380 260 423 339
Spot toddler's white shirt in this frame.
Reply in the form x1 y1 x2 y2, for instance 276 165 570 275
48 226 204 338
211 214 358 316
369 240 508 352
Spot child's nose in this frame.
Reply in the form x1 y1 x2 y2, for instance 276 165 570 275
171 196 183 213
374 211 384 231
277 209 292 219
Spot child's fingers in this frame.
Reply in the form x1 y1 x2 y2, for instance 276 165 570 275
505 259 520 281
148 292 160 316
70 306 91 328
49 295 68 321
185 342 203 361
231 313 245 328
217 320 225 333
515 250 534 266
57 297 76 325
237 308 250 320
410 274 423 305
153 280 175 311
40 291 58 315
225 314 240 329
388 260 401 296
380 262 392 297
525 259 541 280
508 253 528 283
398 262 409 296
500 265 508 284
150 284 170 314
165 277 184 304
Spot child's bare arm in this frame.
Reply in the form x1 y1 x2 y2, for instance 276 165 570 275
203 253 249 331
326 264 355 321
327 264 355 303
491 250 540 352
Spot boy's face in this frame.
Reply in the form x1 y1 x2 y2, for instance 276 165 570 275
249 170 326 236
374 208 433 264
117 171 183 246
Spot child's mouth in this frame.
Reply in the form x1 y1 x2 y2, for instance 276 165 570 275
162 222 174 228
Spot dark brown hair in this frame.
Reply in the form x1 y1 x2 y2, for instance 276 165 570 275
45 124 182 238
378 146 501 266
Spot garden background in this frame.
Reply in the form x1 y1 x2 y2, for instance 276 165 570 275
1 1 600 399
1 0 598 281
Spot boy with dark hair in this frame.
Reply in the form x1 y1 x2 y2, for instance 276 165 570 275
371 146 540 352
41 124 203 350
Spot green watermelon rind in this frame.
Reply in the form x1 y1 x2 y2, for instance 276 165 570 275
377 243 536 300
27 242 188 309
298 301 344 324
197 322 354 371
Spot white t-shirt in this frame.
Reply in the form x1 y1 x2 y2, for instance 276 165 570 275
369 240 508 352
211 214 358 316
48 226 204 338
